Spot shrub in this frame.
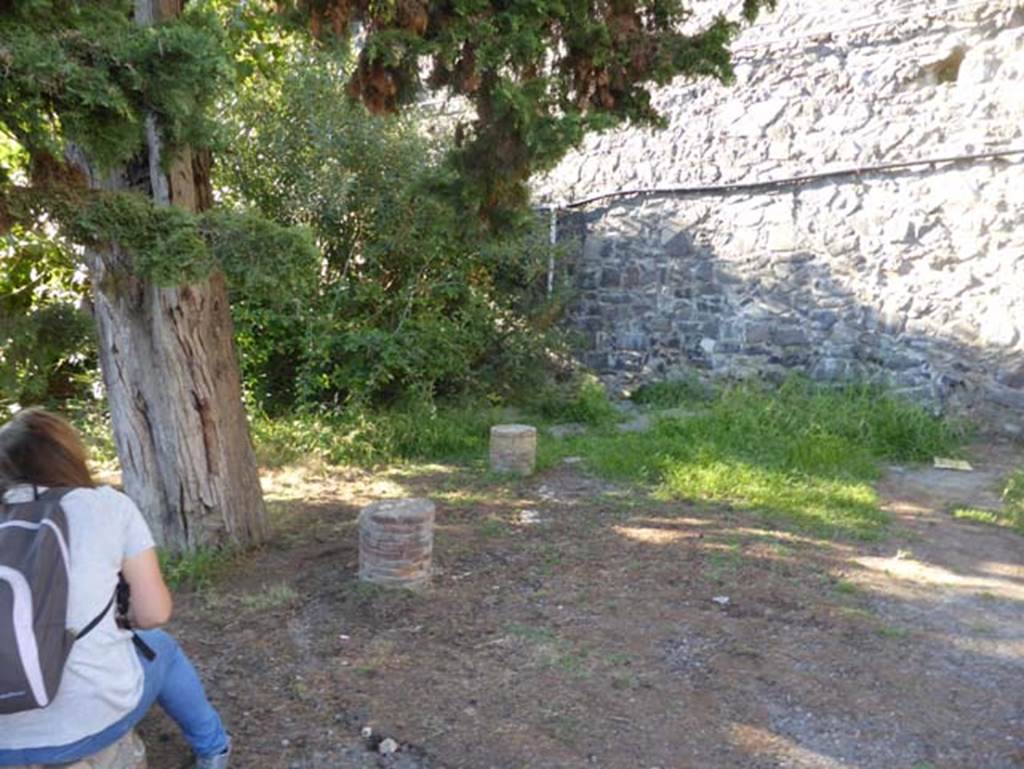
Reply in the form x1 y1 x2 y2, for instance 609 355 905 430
0 229 99 411
217 45 566 412
529 375 619 426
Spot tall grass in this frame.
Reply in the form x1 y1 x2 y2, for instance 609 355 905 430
630 376 712 408
75 374 967 541
251 375 621 468
570 378 964 540
528 376 619 426
250 402 503 467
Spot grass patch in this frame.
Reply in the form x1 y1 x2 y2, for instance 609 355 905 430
952 506 1024 534
507 623 591 678
240 582 299 611
952 508 1003 526
1002 468 1024 525
250 375 625 470
507 622 557 644
565 378 963 540
949 469 1024 534
250 402 504 467
833 580 859 595
527 375 619 426
250 377 964 541
159 546 235 591
478 517 507 538
630 375 712 408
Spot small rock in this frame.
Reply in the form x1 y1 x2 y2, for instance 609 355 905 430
933 456 973 471
712 596 730 606
379 737 399 755
361 726 373 739
538 485 557 500
562 456 583 464
518 509 542 524
281 738 291 747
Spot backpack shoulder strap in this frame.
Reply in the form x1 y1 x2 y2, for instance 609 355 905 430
76 591 116 641
35 487 72 503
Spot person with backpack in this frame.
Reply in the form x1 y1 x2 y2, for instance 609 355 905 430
0 408 231 768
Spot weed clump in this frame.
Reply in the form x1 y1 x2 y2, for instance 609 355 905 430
159 547 237 591
952 469 1024 534
1003 469 1024 529
530 376 619 426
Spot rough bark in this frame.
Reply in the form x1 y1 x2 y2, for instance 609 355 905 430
88 248 266 550
76 0 267 550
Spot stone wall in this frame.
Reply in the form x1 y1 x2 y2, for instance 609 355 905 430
534 0 1024 434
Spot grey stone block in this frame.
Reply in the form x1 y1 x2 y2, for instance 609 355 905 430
745 323 773 344
772 327 809 346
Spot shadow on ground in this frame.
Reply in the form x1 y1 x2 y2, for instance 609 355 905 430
141 446 1024 769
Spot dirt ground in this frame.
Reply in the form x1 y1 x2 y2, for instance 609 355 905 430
140 442 1024 769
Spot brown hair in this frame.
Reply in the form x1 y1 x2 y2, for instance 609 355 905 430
0 408 95 494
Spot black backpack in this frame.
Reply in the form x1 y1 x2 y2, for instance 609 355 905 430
0 487 112 714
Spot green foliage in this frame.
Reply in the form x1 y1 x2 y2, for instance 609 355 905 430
217 42 567 410
74 194 212 285
1 186 317 416
203 209 321 406
564 378 963 540
1003 469 1024 511
68 404 119 471
250 401 503 467
530 375 619 426
0 2 230 169
71 193 319 289
921 470 1023 534
159 546 235 590
309 0 778 221
0 226 97 410
630 375 712 408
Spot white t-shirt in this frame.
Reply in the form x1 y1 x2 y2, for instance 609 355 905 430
0 485 156 750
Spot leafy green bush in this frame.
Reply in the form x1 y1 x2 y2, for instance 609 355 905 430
529 375 619 426
216 43 566 411
0 229 99 411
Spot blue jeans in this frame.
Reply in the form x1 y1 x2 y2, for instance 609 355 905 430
0 630 228 765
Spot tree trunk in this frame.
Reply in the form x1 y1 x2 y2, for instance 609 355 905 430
88 248 267 551
77 0 268 551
